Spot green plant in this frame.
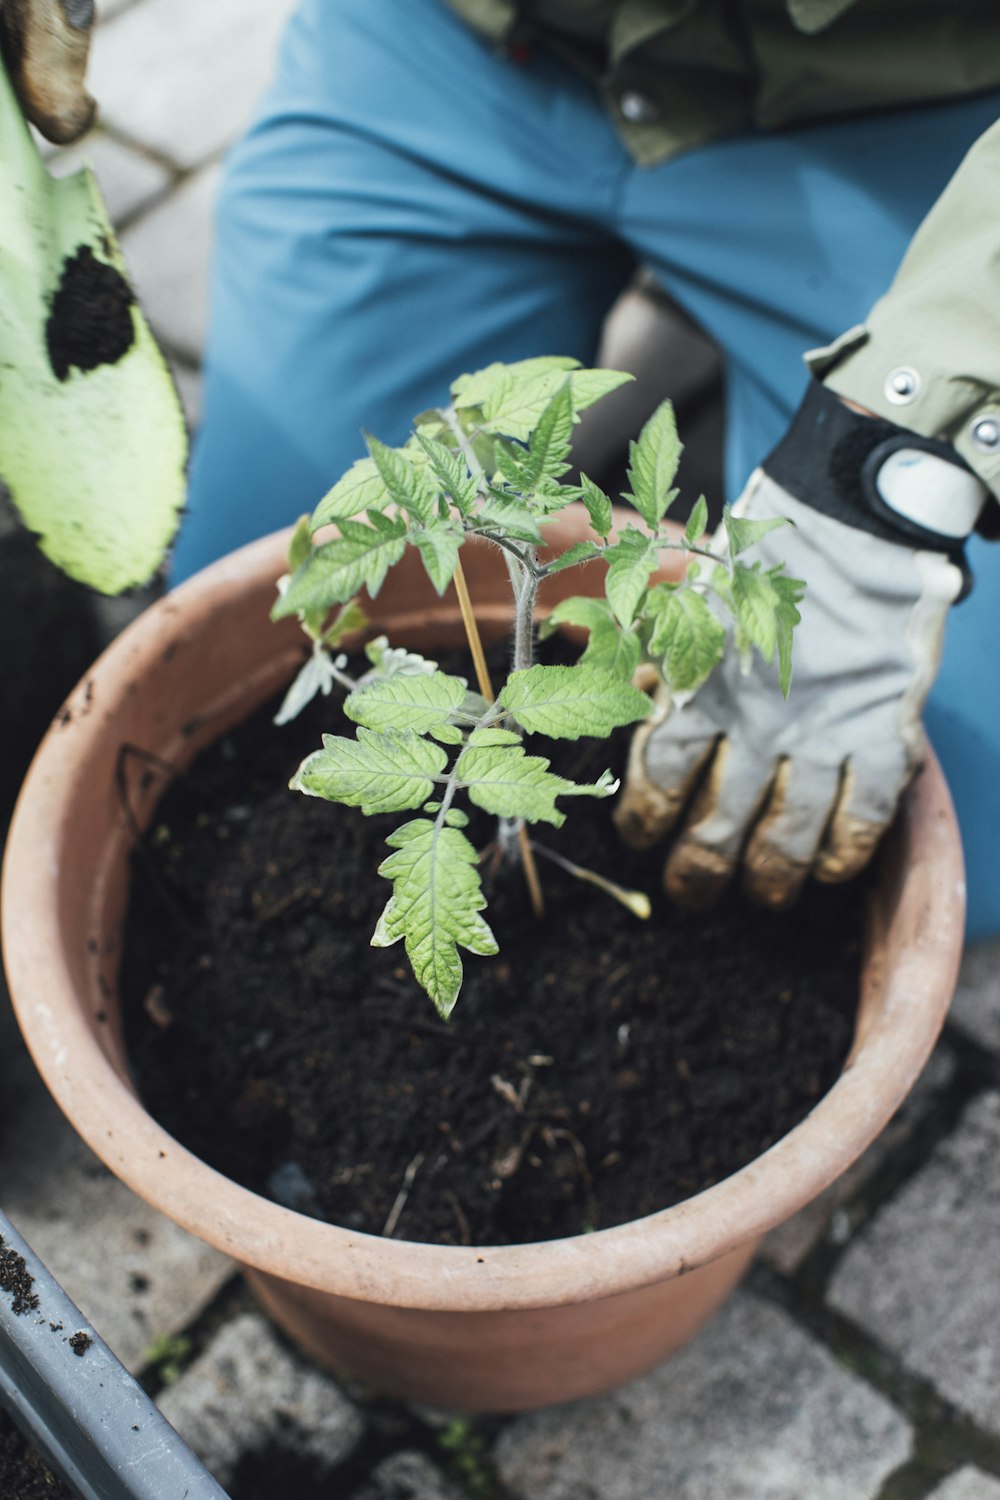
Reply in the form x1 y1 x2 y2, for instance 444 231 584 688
271 357 803 1017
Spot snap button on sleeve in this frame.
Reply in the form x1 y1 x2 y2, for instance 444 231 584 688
970 416 1000 453
619 90 660 125
884 367 921 405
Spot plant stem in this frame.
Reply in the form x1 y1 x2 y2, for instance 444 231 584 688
443 416 545 920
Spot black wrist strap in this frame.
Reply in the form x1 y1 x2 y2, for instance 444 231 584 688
762 381 971 571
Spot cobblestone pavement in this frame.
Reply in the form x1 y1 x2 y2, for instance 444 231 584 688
3 4 1000 1498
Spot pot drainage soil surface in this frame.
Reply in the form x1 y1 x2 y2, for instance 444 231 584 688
0 1408 73 1499
122 651 863 1247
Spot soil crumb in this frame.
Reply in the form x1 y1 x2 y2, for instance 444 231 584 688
46 245 134 382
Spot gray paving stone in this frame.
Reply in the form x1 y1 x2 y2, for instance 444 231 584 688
0 1003 233 1372
119 164 220 361
763 1044 956 1274
495 1291 911 1500
46 128 170 225
156 1311 364 1487
928 1469 1000 1500
89 0 300 169
353 1451 463 1500
949 941 1000 1053
828 1090 1000 1435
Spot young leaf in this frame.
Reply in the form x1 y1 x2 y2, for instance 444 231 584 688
540 595 641 679
644 585 726 693
414 430 479 515
603 527 658 628
723 507 792 557
363 636 435 676
291 728 447 815
321 598 368 649
624 400 682 530
373 819 498 1018
568 368 634 413
272 512 407 618
412 519 463 595
367 434 438 523
474 491 543 543
527 379 575 482
544 540 603 574
345 670 469 734
287 514 314 573
273 644 339 726
499 664 651 739
683 496 709 547
454 739 608 827
312 456 391 527
730 562 805 696
579 473 613 538
452 356 578 412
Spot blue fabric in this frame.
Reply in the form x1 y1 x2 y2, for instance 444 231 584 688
175 0 1000 937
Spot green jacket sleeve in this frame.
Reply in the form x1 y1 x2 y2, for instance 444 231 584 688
806 116 1000 508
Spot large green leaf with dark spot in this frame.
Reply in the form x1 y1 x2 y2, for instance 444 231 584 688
0 59 186 593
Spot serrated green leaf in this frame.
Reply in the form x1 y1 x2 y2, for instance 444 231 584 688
499 664 651 739
312 456 391 526
272 512 407 617
414 430 479 515
540 596 640 678
428 723 465 745
367 434 439 522
373 818 498 1017
540 595 616 637
480 365 633 443
413 519 463 595
624 400 682 530
528 380 574 482
454 742 606 827
684 496 709 547
321 597 368 649
287 515 314 572
494 441 537 493
466 726 522 746
545 540 602 574
579 473 613 538
290 728 447 815
730 562 805 696
452 356 578 411
362 636 437 678
603 526 658 627
345 670 469 733
581 620 642 679
723 507 792 556
645 585 726 693
273 645 338 726
475 491 543 543
568 368 634 412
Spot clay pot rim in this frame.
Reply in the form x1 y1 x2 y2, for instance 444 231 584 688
1 527 966 1313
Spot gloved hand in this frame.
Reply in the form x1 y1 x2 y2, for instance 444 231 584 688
614 381 989 909
0 0 95 143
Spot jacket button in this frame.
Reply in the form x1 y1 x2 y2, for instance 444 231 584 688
884 367 920 405
620 90 660 124
970 417 1000 453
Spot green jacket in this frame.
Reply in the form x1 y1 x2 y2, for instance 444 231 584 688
450 0 1000 507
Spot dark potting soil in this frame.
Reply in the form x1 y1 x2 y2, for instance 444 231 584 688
0 1409 74 1500
122 648 865 1247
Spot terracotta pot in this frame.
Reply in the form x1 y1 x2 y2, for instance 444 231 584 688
1 516 966 1412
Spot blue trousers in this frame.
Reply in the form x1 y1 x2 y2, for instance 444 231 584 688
174 0 1000 938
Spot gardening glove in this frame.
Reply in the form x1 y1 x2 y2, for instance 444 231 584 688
615 380 989 910
0 0 95 143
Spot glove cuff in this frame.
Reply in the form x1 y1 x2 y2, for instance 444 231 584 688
762 381 977 569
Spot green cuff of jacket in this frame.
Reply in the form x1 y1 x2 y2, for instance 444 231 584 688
807 325 1000 505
